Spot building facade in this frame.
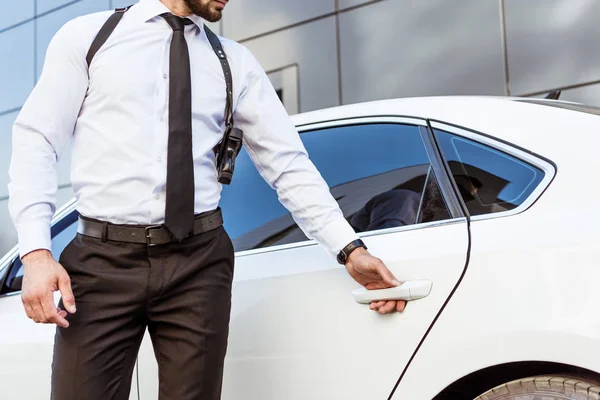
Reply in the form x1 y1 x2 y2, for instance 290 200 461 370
1 0 599 254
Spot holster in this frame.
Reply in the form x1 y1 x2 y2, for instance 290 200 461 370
215 126 243 185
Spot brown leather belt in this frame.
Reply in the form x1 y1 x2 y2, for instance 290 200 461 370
77 208 223 246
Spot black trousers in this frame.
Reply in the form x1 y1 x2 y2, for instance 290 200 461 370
51 223 235 400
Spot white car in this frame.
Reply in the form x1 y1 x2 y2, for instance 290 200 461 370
1 96 600 400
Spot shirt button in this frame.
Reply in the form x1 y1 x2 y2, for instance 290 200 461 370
163 73 168 79
155 194 160 199
157 157 162 163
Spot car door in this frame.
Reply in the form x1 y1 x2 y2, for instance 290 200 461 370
0 205 140 400
135 116 470 399
389 121 557 399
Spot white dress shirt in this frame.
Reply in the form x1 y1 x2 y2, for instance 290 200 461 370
8 0 358 258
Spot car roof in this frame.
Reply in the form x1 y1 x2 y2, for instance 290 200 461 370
290 95 600 158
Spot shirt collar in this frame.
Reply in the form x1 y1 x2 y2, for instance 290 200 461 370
135 0 206 31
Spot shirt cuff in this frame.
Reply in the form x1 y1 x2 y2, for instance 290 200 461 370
17 220 52 259
314 217 359 259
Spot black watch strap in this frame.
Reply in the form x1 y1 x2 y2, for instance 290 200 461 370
337 239 367 265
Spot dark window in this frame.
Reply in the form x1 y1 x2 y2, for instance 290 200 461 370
416 168 451 224
1 213 78 294
221 123 451 252
434 129 545 216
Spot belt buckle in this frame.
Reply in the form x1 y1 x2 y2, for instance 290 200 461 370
145 225 164 247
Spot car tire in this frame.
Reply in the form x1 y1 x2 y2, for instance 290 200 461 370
475 375 600 400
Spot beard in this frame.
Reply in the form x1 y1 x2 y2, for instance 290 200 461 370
182 0 223 22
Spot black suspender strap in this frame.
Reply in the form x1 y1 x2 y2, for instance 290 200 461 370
204 25 234 129
86 6 132 67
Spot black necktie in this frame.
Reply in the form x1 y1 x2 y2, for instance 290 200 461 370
161 14 195 241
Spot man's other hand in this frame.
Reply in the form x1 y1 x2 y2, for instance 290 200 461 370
21 250 76 328
344 248 406 314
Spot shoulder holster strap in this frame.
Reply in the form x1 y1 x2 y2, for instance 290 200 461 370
87 6 233 127
85 6 239 183
204 26 233 129
86 6 132 68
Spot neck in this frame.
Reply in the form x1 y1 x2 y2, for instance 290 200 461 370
160 0 193 16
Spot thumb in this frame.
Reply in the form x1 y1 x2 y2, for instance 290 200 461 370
377 263 401 287
58 273 76 314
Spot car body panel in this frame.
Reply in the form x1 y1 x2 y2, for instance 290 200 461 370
0 292 58 399
0 289 139 400
390 105 600 398
137 220 469 399
392 208 600 399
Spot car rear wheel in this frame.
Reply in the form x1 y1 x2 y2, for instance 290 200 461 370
475 375 600 400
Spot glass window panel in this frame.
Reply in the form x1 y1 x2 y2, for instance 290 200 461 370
223 0 334 41
434 129 545 216
221 123 446 252
241 17 339 113
37 0 109 15
0 22 34 111
339 0 504 104
505 0 600 95
113 0 139 9
0 0 34 30
0 111 18 199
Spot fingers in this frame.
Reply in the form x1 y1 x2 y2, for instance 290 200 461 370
369 300 407 314
375 262 401 288
22 298 37 322
369 300 386 311
32 301 47 323
57 307 68 319
20 255 75 327
396 300 407 313
41 293 69 328
23 294 70 327
22 293 47 323
378 300 397 314
58 273 76 314
21 279 74 327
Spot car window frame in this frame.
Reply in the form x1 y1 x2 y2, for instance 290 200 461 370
429 120 556 222
235 116 468 259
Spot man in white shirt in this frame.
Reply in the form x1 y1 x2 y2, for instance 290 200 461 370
8 0 405 398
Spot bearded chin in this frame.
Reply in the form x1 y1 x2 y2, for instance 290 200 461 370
182 0 223 22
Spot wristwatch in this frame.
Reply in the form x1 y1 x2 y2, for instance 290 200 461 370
336 239 367 265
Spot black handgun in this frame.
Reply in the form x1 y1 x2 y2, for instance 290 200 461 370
216 126 243 185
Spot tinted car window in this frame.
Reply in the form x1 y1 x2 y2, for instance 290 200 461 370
221 123 445 252
434 129 545 216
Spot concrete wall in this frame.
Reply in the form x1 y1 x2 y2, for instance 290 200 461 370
1 0 599 253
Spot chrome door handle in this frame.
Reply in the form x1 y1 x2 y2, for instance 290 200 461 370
352 280 433 304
